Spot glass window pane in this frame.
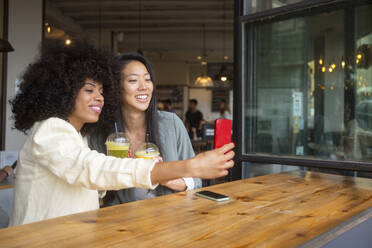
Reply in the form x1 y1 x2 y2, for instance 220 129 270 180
242 162 300 179
355 5 372 160
246 0 306 14
244 4 372 163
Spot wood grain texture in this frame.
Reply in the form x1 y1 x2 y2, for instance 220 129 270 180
1 171 372 248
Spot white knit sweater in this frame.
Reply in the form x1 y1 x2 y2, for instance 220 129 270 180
10 117 157 226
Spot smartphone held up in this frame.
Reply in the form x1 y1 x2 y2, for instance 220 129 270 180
214 119 232 149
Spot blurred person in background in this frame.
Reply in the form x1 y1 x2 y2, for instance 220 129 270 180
185 99 204 139
219 99 232 120
164 99 176 113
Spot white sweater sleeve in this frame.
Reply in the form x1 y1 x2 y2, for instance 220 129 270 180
31 118 157 190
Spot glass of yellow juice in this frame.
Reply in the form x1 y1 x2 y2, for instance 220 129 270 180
135 142 160 159
105 132 130 158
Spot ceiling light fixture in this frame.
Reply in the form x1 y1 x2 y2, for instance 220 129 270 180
137 0 143 54
222 0 228 62
98 0 102 47
195 75 213 87
194 24 213 87
216 64 229 82
216 0 229 82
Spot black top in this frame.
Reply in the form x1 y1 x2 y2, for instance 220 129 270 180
185 110 203 137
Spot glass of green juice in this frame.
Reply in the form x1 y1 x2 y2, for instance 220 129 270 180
105 132 130 158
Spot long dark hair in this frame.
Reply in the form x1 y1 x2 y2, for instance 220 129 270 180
116 52 162 155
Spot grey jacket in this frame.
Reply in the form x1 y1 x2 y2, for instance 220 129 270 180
89 111 201 205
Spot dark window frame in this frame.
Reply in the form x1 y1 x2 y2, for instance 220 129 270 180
232 0 372 181
1 0 9 150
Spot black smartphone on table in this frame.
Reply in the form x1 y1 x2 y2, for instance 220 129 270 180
195 190 229 202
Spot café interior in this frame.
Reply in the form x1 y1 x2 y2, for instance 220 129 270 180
0 0 372 247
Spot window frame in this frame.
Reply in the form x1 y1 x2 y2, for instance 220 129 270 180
0 0 9 150
232 0 372 180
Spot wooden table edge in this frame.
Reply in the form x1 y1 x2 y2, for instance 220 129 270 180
0 175 15 190
0 184 14 190
299 207 372 248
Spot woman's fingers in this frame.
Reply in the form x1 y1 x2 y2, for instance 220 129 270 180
153 156 163 163
224 150 235 161
223 160 234 169
219 170 229 177
218 142 235 154
192 143 235 179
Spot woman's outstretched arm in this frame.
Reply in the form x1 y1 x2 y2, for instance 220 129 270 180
151 143 235 184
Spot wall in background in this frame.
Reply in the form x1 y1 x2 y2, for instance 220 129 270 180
188 88 233 122
0 0 5 149
5 0 42 150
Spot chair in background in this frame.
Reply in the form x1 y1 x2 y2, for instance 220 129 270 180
200 123 215 187
202 123 215 150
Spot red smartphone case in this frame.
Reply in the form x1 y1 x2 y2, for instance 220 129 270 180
214 119 232 149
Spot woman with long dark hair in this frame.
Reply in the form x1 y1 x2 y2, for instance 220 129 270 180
90 53 201 205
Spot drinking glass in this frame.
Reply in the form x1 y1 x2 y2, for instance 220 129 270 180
105 132 130 158
134 142 160 159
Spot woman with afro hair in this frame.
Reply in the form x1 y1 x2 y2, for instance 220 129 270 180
9 40 235 226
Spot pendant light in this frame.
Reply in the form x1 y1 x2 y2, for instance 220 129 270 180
98 0 102 47
194 24 213 87
216 0 229 82
137 0 143 55
216 64 229 82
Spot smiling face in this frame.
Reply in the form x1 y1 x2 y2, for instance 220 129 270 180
68 79 104 131
120 61 154 113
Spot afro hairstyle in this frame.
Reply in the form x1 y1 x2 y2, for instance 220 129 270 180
10 39 120 135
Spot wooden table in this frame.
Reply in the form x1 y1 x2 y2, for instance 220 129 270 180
0 175 15 190
1 171 372 247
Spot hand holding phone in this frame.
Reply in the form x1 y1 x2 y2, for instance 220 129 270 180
195 190 229 201
214 119 232 149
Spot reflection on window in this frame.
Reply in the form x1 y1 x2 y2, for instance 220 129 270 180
244 4 372 163
242 162 300 179
246 0 306 14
